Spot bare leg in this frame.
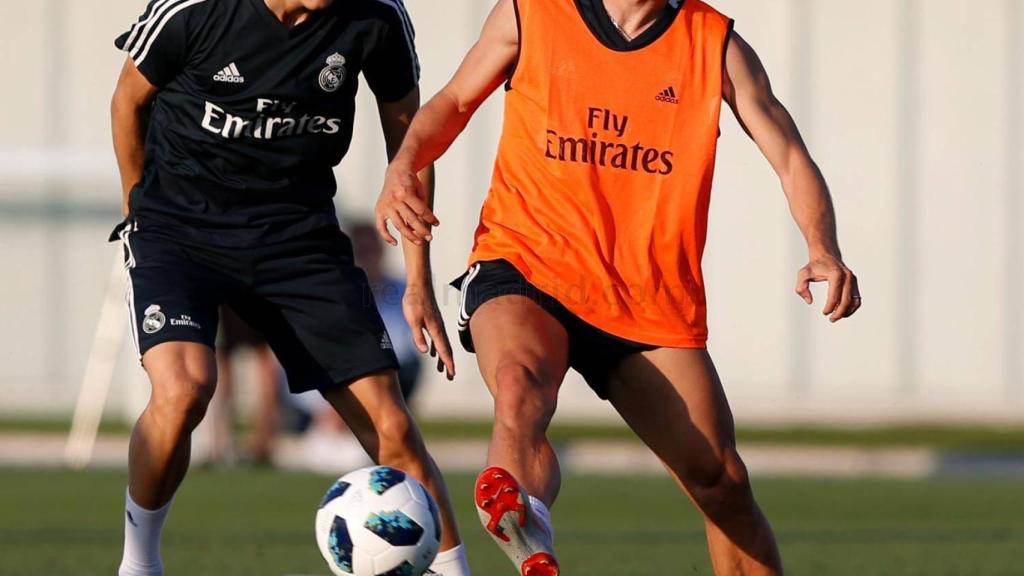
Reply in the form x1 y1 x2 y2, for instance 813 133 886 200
470 296 569 506
321 370 462 552
119 342 217 576
130 342 217 508
468 296 567 575
607 348 783 576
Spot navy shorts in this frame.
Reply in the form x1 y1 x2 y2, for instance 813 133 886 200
452 259 655 400
113 221 399 394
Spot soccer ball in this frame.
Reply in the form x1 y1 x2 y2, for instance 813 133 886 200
315 466 442 576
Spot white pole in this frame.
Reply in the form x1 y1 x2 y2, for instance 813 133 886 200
64 249 126 469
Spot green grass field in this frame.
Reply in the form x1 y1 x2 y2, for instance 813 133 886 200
0 469 1021 576
5 417 1024 451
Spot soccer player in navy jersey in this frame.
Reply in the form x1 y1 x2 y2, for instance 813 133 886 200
110 1 469 574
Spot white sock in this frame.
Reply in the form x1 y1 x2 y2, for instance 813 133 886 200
429 543 471 576
118 490 172 576
528 495 554 543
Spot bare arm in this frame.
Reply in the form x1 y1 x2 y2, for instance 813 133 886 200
378 89 455 379
375 0 520 245
723 31 861 322
111 58 158 217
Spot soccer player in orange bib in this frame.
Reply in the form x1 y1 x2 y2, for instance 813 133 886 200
377 1 861 574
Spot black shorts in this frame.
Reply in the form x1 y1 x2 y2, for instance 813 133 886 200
113 221 399 394
452 260 655 400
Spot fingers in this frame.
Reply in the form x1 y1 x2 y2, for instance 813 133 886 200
410 316 429 354
396 204 434 244
391 175 438 228
797 258 862 322
845 276 862 319
428 340 445 376
847 296 862 318
375 170 440 246
822 268 845 316
399 194 440 236
376 214 398 246
795 266 814 304
830 272 855 323
378 197 439 245
383 206 419 245
425 318 456 380
405 302 456 379
404 194 440 228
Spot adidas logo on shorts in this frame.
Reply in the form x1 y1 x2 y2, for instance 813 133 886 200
655 86 679 104
213 62 245 84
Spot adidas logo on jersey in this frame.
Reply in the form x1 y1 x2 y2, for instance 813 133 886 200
655 86 679 104
213 62 245 84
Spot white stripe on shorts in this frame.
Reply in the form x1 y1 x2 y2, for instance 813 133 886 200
120 225 141 357
457 263 482 331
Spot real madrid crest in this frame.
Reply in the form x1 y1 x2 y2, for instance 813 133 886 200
319 52 347 93
143 304 166 334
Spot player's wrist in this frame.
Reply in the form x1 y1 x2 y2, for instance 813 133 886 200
806 241 842 262
404 279 437 307
387 152 417 175
404 268 433 289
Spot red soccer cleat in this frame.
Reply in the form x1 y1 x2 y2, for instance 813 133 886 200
475 466 527 542
521 552 560 576
474 467 560 575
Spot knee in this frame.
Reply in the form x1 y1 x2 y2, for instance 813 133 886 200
375 410 422 464
492 362 557 434
686 449 754 518
150 374 217 432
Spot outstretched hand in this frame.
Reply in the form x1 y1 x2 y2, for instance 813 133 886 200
795 255 862 322
403 283 455 380
375 164 439 246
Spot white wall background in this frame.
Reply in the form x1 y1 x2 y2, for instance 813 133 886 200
0 0 1021 424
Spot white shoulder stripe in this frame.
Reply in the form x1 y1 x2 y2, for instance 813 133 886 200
124 0 188 55
134 0 209 67
122 0 175 53
368 0 420 81
132 0 202 60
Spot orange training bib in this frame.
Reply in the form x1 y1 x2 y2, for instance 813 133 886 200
468 0 733 347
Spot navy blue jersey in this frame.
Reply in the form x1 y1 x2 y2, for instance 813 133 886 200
115 0 419 246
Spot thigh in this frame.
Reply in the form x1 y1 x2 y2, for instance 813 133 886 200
606 348 737 485
142 341 218 398
471 295 571 397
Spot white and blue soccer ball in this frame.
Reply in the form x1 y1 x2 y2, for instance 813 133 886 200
315 466 442 576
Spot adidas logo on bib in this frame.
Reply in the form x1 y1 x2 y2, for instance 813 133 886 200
213 62 245 84
655 86 679 104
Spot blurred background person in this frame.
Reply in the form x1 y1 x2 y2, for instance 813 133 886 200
207 306 282 467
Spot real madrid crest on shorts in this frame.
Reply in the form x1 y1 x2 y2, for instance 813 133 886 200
143 304 166 334
319 52 347 93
